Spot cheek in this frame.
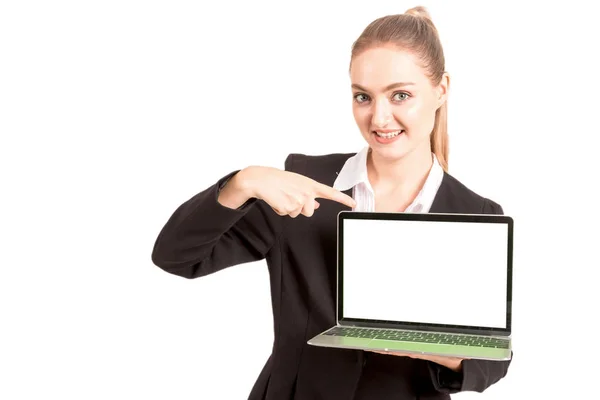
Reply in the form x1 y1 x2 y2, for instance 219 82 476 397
352 107 371 132
402 99 436 134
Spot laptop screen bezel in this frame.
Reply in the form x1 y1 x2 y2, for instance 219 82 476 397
336 211 513 337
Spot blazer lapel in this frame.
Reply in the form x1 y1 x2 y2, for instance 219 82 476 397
429 172 451 213
429 172 472 214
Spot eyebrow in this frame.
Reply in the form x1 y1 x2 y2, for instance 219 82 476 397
351 82 415 92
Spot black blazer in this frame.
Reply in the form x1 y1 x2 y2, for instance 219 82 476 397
151 152 512 400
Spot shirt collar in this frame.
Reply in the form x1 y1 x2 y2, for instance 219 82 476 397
333 146 371 191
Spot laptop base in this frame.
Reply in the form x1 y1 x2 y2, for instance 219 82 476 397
308 326 512 361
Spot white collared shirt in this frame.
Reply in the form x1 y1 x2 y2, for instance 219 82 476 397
332 146 444 213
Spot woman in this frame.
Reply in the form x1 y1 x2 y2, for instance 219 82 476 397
151 6 512 399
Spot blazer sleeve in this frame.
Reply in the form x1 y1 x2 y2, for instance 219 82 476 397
426 197 512 394
150 156 292 279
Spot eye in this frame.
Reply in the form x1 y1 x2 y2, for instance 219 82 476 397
353 93 370 104
392 92 410 102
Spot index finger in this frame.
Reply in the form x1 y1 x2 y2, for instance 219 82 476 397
313 182 356 209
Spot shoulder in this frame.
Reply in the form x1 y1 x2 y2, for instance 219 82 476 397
284 152 355 184
438 172 505 215
285 152 355 170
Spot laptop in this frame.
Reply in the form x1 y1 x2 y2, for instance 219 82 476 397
307 211 513 361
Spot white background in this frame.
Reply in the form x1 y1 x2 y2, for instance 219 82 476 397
1 0 599 399
343 220 508 329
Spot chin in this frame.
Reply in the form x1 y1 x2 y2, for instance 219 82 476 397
372 146 412 162
367 139 412 161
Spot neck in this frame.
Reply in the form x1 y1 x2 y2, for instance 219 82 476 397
367 147 434 193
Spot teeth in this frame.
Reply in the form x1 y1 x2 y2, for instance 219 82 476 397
376 130 403 138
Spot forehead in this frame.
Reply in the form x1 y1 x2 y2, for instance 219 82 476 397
350 46 430 90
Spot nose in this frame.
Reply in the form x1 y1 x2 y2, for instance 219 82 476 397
371 99 392 128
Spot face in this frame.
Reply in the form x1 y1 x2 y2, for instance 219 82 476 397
350 45 448 162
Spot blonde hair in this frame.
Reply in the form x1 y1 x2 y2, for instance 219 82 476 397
350 6 449 171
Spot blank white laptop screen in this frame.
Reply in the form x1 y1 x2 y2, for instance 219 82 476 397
342 219 509 329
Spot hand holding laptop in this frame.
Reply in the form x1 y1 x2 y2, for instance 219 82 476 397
219 166 356 216
369 350 466 372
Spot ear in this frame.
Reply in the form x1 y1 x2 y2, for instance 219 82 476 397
436 72 450 108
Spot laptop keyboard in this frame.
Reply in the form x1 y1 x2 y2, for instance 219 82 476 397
324 327 509 349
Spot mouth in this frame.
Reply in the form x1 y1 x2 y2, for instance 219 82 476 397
373 129 405 139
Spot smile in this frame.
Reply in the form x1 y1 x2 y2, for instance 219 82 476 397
374 130 404 139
